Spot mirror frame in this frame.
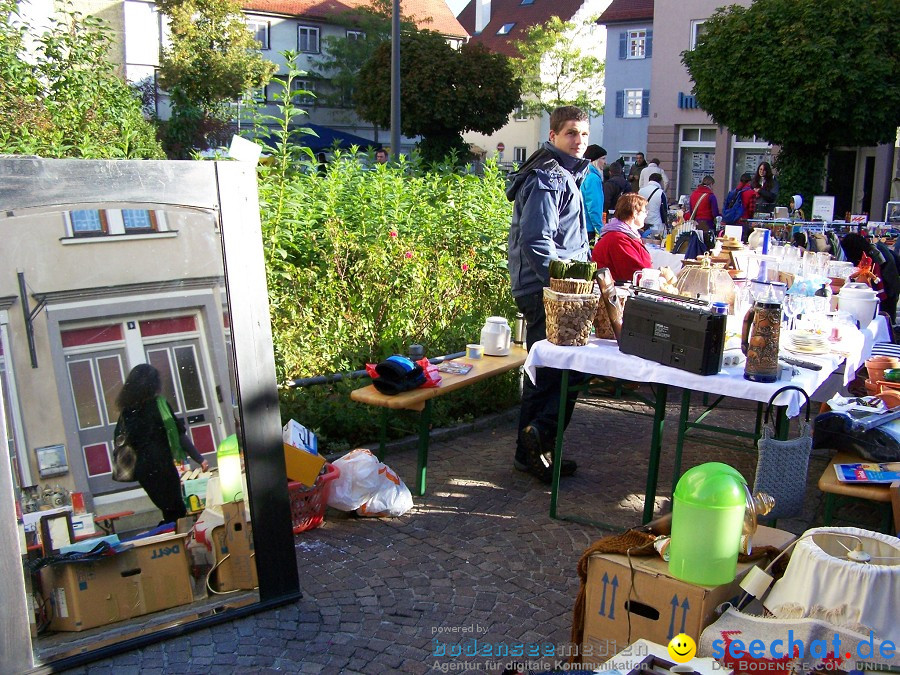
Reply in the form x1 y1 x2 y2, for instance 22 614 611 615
0 158 300 672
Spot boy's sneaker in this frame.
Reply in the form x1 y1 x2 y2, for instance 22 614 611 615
515 424 577 484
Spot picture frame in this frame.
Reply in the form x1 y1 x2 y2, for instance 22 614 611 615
35 444 68 478
885 201 900 224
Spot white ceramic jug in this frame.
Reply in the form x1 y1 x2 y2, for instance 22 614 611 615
480 316 511 356
837 283 880 327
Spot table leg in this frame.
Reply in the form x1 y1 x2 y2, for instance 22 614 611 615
672 388 691 493
643 383 668 524
376 409 388 461
549 369 569 520
416 400 432 497
774 406 788 439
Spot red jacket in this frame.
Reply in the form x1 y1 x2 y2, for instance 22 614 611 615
592 231 652 283
689 185 720 224
739 182 757 221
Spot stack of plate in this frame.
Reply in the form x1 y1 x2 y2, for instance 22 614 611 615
786 329 829 355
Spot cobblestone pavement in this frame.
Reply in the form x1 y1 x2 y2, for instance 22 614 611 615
71 386 885 674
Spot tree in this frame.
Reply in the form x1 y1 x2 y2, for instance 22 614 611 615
355 31 522 162
512 16 605 118
311 0 417 109
0 0 163 158
157 0 275 157
682 0 899 203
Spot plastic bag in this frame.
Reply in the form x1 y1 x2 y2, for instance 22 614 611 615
327 448 413 517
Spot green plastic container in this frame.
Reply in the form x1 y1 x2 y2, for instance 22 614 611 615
668 462 747 586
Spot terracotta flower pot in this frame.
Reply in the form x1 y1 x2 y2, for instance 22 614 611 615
864 379 879 396
865 356 900 384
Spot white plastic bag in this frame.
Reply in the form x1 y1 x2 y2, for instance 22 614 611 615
327 448 413 517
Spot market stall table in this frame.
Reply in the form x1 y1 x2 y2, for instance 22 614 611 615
524 316 888 525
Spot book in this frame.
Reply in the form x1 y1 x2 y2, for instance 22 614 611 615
833 461 900 484
437 361 473 375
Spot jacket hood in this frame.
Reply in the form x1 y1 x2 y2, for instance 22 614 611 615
792 194 803 210
506 142 589 201
600 218 641 239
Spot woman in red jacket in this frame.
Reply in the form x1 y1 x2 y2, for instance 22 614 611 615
688 175 720 234
592 192 652 283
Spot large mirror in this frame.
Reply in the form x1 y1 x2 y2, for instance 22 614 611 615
0 159 299 672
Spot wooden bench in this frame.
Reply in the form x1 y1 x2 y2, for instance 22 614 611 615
818 452 895 534
350 346 527 495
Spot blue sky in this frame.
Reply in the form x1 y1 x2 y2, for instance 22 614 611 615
445 0 467 17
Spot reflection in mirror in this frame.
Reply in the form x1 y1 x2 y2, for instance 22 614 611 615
0 203 258 665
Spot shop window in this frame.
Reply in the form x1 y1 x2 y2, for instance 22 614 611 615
677 126 717 197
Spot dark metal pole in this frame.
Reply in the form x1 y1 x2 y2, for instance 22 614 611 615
390 0 400 160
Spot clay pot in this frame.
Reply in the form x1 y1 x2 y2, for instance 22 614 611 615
865 356 900 384
875 390 900 409
876 380 900 393
864 379 879 396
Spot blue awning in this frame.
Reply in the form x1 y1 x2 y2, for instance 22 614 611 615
298 124 378 151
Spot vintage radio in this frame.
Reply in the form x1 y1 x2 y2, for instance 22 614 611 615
619 289 726 375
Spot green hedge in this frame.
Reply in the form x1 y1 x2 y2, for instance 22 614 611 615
258 153 520 452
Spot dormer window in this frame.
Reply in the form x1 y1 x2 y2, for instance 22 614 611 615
497 23 515 35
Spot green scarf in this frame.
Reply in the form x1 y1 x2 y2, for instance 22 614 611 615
157 396 186 463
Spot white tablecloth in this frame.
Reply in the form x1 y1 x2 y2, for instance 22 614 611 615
524 317 889 418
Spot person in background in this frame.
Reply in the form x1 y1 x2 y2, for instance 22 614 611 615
638 172 668 238
841 232 900 323
639 157 669 191
734 172 757 241
689 175 720 236
115 364 208 524
592 192 652 283
316 151 328 177
507 105 591 484
374 148 389 164
628 152 647 192
581 144 607 246
603 162 631 218
752 161 779 214
789 194 805 220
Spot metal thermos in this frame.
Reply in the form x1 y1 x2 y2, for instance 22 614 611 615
513 313 526 345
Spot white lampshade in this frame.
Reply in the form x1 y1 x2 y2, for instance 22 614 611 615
764 527 900 642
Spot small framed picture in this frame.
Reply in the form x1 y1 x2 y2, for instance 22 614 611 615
35 444 68 478
885 201 900 224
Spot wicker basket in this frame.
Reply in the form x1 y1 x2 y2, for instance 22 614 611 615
550 278 594 294
593 296 616 340
288 462 340 534
543 287 601 346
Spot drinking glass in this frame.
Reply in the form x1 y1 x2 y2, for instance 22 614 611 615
783 294 803 331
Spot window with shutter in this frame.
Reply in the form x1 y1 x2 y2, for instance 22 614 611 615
615 90 624 117
619 32 627 60
646 29 653 58
641 90 650 118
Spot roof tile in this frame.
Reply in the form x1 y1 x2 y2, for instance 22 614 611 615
457 0 585 57
596 0 653 25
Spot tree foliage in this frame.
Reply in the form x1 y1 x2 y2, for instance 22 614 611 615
311 0 417 108
0 0 163 158
682 0 899 201
355 30 521 162
512 16 605 117
157 0 275 157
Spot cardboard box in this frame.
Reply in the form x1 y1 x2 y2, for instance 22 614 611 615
283 442 326 486
41 531 193 631
582 526 794 653
209 501 258 592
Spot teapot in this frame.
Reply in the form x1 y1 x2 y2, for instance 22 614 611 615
741 291 782 383
480 316 511 356
837 283 880 328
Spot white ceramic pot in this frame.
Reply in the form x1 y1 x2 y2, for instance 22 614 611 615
837 284 880 327
480 316 511 356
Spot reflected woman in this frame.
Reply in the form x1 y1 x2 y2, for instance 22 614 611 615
114 364 208 524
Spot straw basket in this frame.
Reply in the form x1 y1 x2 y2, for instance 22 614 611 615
593 298 616 340
543 287 600 346
550 278 594 295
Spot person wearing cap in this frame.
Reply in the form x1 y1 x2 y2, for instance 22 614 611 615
581 145 607 246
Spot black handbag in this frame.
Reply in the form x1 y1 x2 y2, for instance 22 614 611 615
111 417 137 482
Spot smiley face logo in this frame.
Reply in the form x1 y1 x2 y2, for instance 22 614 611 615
667 633 696 663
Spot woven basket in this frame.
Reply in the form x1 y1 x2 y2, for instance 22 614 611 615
543 287 600 346
550 278 594 294
593 298 616 340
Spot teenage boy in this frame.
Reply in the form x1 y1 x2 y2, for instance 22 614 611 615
506 105 591 483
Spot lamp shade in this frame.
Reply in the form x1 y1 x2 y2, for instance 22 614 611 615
216 434 243 502
764 527 900 642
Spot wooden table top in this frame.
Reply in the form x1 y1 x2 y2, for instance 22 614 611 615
350 346 527 412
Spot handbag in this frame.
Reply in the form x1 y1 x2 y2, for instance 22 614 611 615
111 417 137 482
753 385 813 519
812 408 900 462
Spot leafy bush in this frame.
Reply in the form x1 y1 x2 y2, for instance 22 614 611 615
255 59 518 450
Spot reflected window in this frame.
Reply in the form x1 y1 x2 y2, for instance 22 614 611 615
147 349 179 412
122 209 158 232
70 209 108 236
67 360 102 429
175 345 206 411
84 442 112 476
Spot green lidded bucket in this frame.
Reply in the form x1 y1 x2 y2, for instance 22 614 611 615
668 462 747 586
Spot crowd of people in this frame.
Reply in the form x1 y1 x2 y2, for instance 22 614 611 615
505 104 898 483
